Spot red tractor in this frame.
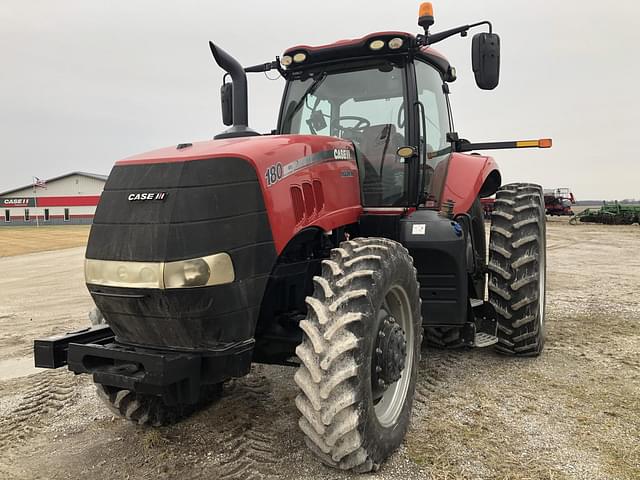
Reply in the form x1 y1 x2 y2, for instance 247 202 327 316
544 187 575 216
35 3 551 472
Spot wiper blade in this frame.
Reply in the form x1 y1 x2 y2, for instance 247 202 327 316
282 73 327 129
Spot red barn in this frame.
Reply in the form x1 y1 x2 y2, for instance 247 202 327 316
0 172 106 225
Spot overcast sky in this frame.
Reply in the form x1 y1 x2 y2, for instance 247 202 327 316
1 0 638 199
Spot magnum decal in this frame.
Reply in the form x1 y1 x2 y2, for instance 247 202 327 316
264 147 355 187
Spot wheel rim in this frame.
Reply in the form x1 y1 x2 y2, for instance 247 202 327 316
538 231 546 331
373 285 414 428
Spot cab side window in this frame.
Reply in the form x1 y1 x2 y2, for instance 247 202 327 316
414 61 452 201
415 61 450 154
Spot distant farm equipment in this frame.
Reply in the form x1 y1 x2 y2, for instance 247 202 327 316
482 188 576 219
544 188 575 216
480 197 495 219
570 202 640 225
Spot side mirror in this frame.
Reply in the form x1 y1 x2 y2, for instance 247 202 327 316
220 82 233 126
472 32 500 90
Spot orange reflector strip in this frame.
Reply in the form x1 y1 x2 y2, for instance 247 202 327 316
515 140 539 148
516 139 553 148
419 2 433 17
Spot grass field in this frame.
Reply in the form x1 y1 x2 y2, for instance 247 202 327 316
0 226 90 257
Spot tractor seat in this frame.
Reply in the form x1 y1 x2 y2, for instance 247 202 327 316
358 124 406 205
359 124 404 173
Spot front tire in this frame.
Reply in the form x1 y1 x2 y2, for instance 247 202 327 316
488 183 546 356
96 383 222 426
294 237 421 472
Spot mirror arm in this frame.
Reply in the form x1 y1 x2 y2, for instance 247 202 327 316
244 57 288 78
244 60 277 73
418 20 493 46
469 20 492 34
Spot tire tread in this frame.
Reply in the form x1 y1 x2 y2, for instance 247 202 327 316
488 182 546 356
294 237 420 471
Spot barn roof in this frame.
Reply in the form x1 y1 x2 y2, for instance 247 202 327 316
0 172 108 196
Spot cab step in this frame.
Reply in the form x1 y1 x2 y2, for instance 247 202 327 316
473 332 499 348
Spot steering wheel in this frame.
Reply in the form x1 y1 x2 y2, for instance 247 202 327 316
338 115 371 135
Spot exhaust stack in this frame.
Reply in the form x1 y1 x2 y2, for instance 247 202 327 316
209 42 260 139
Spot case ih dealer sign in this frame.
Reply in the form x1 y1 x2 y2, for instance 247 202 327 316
2 198 35 207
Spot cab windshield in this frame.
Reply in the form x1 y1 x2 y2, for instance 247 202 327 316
280 64 408 206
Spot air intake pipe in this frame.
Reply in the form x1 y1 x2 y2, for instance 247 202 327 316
209 42 260 139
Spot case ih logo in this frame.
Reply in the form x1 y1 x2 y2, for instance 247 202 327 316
333 148 353 160
127 192 167 202
2 198 34 207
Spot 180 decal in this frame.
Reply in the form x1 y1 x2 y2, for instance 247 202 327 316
264 163 283 186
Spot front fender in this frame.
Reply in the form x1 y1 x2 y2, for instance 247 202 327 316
441 153 501 215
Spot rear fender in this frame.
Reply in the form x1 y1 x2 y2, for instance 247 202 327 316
442 153 501 215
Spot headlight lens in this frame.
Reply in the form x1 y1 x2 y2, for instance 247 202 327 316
85 259 162 289
369 39 385 51
85 253 235 289
281 55 293 67
164 258 210 288
388 37 403 50
293 52 307 63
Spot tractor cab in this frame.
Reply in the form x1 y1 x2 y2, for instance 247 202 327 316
217 7 504 211
277 32 454 208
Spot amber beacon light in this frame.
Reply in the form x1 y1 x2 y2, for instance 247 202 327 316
418 2 434 31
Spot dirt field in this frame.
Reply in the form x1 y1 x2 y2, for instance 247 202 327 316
0 219 638 480
0 226 90 258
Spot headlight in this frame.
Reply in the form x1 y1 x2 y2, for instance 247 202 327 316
281 55 293 67
85 259 162 289
164 254 234 288
369 39 385 51
388 37 403 50
85 253 235 289
293 52 307 63
164 258 210 288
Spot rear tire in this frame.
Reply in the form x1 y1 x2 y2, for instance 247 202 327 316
96 383 222 426
488 183 546 356
423 326 464 348
294 237 421 472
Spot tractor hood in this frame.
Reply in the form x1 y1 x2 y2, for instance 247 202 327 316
115 134 355 176
87 134 360 263
85 134 361 350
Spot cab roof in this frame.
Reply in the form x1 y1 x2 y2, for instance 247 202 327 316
282 31 452 77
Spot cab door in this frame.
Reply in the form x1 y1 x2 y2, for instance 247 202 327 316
414 60 453 206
